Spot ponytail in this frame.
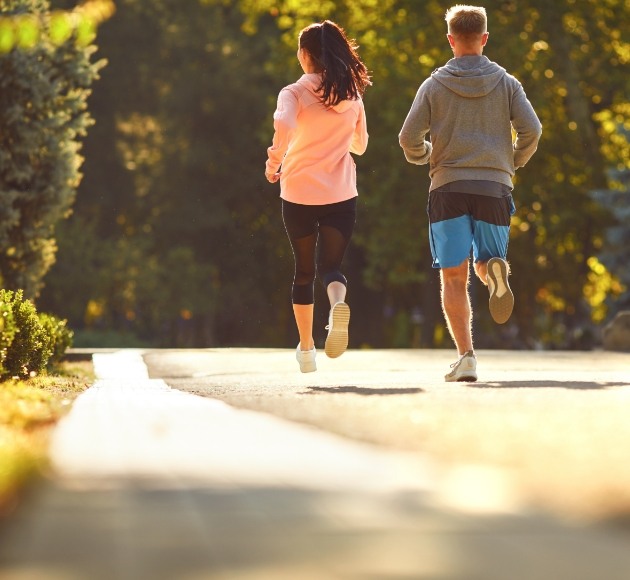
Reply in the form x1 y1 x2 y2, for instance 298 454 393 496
299 20 371 107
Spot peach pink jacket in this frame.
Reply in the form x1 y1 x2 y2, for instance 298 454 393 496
266 73 368 205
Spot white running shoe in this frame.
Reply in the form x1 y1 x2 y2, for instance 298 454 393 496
324 302 350 358
487 257 514 324
296 344 316 373
445 350 477 382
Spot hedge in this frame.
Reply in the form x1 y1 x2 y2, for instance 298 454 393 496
0 289 73 379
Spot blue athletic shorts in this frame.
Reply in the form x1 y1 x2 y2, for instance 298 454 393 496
427 190 516 269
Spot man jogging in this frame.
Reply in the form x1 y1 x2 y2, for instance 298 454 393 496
399 4 542 382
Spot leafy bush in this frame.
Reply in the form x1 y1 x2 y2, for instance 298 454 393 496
0 289 72 379
0 298 16 377
0 289 51 378
38 313 74 368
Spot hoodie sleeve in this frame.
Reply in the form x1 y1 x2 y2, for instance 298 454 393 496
350 99 369 155
266 87 299 175
398 81 433 165
511 82 542 169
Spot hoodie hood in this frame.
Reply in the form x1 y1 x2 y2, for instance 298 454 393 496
431 55 506 98
297 73 358 112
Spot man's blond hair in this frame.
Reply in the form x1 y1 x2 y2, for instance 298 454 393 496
445 5 487 38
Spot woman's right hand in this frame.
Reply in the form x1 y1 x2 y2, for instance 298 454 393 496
265 171 282 183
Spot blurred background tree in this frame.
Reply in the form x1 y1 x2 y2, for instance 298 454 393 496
32 0 628 349
0 0 110 297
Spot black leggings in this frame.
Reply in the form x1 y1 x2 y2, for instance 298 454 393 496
282 197 357 305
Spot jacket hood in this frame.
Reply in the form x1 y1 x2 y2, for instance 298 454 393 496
297 73 358 112
431 55 506 98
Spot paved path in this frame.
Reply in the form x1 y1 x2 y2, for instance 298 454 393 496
0 348 629 579
143 348 630 521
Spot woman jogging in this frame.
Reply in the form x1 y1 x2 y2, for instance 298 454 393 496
265 20 371 373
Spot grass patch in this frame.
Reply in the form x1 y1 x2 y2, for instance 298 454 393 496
0 361 93 512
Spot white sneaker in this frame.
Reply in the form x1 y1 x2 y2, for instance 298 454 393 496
487 257 514 324
324 302 350 358
445 351 477 382
296 344 316 373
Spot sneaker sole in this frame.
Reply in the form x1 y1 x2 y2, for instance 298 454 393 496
445 372 478 382
445 362 478 382
487 258 514 324
325 302 350 358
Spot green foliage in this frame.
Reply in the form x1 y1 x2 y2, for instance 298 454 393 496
0 0 114 53
0 287 73 379
0 289 52 378
71 329 149 349
0 298 16 376
37 0 630 350
591 182 630 311
38 312 73 367
40 0 294 347
481 1 629 346
0 0 106 298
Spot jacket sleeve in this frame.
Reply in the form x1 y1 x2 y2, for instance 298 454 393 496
350 99 369 155
398 82 433 165
266 87 299 174
511 83 542 169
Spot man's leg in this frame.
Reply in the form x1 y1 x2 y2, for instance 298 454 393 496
471 195 515 323
440 258 473 355
473 260 488 285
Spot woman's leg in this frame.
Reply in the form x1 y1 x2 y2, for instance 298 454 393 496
317 199 356 357
292 304 314 351
282 199 319 351
318 198 357 306
287 233 317 351
326 281 346 306
320 226 350 308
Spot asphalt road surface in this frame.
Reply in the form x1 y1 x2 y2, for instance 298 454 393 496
145 348 630 522
0 347 629 580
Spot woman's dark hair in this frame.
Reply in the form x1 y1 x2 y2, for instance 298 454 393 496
299 20 371 107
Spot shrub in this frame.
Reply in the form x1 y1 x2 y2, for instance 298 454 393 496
0 297 16 377
0 289 52 378
38 313 74 368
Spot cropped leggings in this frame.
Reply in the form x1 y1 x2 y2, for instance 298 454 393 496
282 197 357 305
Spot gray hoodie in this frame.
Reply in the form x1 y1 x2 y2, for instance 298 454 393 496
399 55 542 191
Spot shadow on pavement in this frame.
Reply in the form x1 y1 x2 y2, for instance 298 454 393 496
3 480 630 580
304 385 424 396
468 381 630 390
